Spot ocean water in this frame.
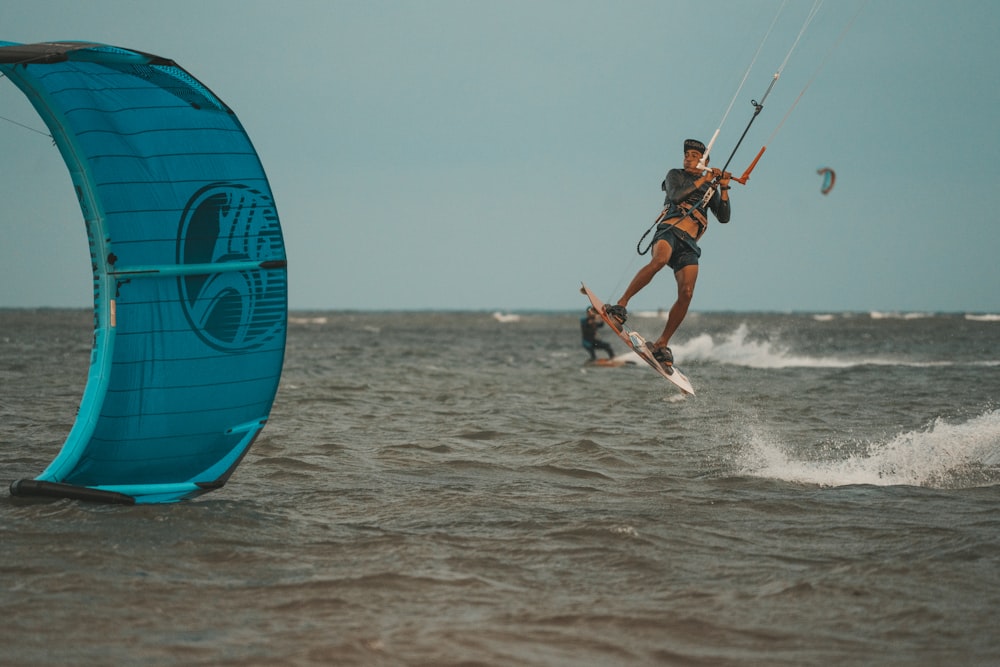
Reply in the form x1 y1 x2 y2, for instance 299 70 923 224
2 308 999 666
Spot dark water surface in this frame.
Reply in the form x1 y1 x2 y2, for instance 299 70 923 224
2 309 999 665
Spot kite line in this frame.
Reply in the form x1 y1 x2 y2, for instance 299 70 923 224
732 0 869 185
704 0 826 180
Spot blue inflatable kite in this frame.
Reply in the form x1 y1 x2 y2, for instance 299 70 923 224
0 41 288 504
817 167 836 195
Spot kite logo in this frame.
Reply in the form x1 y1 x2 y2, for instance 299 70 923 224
177 183 286 351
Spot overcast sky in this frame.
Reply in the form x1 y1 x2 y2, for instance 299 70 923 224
1 0 998 313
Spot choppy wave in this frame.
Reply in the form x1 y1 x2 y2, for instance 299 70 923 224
677 323 866 368
288 316 328 325
677 322 999 369
806 312 999 323
738 409 1000 489
678 324 844 368
870 310 936 320
4 309 999 666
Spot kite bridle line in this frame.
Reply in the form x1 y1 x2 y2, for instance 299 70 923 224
734 0 868 186
697 0 825 183
0 71 55 140
696 0 789 172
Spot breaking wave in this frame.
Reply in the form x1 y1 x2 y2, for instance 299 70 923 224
736 409 1000 489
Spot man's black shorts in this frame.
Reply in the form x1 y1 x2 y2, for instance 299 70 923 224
653 224 702 272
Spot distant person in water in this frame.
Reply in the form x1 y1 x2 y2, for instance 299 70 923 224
604 138 731 367
581 307 615 361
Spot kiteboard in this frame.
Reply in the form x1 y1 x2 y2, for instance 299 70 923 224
584 358 627 368
581 283 694 395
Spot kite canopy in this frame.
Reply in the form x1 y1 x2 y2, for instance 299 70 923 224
818 167 836 195
1 41 287 504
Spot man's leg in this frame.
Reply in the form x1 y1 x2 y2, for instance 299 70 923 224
653 264 698 349
616 240 673 308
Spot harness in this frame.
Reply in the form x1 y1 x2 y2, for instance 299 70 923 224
658 202 709 238
637 181 717 255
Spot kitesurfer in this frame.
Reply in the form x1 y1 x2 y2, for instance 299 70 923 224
604 139 731 367
581 307 615 361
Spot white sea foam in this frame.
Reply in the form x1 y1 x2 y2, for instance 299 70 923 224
677 323 851 368
675 323 998 369
616 351 643 365
288 316 328 325
739 409 1000 488
966 313 1000 322
869 311 936 320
